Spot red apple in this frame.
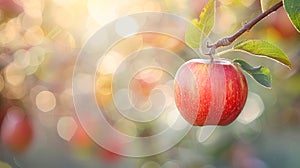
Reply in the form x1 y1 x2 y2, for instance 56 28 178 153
1 107 33 153
174 59 248 126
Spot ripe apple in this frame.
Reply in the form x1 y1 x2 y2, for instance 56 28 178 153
174 59 248 126
1 107 33 153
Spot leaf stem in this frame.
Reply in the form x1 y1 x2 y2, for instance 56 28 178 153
207 1 283 50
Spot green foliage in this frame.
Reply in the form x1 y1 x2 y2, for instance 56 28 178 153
185 20 203 48
185 0 215 48
261 0 281 12
233 40 291 68
184 0 297 89
233 59 272 88
283 0 300 32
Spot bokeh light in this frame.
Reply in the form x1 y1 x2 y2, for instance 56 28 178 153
4 62 25 86
87 0 118 24
115 16 139 37
35 90 56 112
24 25 44 45
237 92 264 125
57 116 77 141
215 5 237 34
98 51 124 75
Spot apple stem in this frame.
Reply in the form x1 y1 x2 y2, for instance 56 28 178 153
206 45 215 63
207 1 283 51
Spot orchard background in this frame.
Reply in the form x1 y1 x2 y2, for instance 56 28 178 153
0 0 300 168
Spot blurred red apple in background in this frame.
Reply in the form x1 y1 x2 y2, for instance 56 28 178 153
174 59 248 126
1 107 33 153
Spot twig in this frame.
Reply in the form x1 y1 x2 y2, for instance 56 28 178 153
207 1 283 51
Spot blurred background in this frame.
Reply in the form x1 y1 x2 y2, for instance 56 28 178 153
0 0 300 167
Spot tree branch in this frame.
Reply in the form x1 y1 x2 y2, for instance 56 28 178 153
207 1 283 51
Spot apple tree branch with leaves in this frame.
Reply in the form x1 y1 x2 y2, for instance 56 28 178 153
186 0 299 87
174 0 299 126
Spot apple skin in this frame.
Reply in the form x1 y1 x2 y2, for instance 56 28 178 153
174 59 248 126
1 108 33 153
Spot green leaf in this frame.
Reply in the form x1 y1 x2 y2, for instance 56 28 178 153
233 59 272 88
233 40 291 68
185 0 215 48
261 0 281 12
185 19 203 48
283 0 300 32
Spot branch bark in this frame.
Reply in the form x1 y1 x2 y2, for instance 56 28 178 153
207 1 283 51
